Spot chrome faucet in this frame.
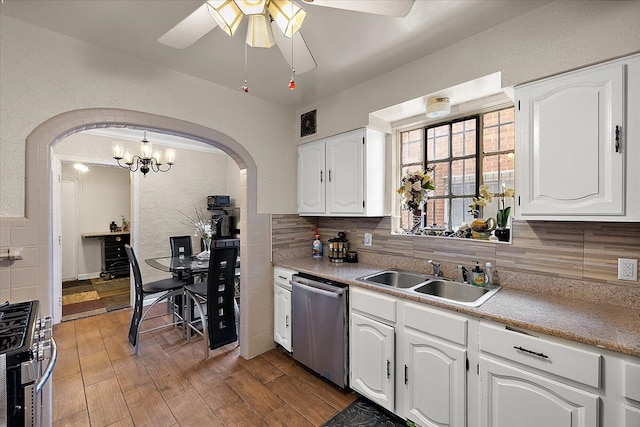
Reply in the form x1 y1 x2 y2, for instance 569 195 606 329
457 265 469 283
428 260 441 277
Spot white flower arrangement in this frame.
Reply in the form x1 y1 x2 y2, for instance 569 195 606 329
397 167 435 214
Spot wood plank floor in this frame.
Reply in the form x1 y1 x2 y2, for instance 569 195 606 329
52 305 356 426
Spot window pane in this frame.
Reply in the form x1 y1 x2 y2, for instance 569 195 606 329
427 125 449 161
483 125 499 154
500 108 514 124
451 158 476 196
428 162 449 197
401 130 423 164
452 119 476 157
499 122 515 151
451 197 475 230
482 154 515 193
484 111 499 127
425 198 448 229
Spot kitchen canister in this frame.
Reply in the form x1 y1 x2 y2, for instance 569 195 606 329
346 251 358 263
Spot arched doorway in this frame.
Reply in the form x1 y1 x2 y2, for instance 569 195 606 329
27 108 274 359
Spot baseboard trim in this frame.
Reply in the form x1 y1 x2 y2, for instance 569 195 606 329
77 272 101 280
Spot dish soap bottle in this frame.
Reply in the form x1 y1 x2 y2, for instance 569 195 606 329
472 262 485 287
312 233 323 258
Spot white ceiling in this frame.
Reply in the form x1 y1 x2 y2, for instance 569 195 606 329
0 0 549 108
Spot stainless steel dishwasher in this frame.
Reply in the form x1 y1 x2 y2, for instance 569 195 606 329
291 273 348 389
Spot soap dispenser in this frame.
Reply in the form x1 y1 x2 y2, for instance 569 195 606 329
471 262 485 287
312 233 323 258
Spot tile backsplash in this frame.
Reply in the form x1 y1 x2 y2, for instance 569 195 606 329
272 215 640 308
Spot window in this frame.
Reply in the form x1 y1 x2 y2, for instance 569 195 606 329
398 106 515 232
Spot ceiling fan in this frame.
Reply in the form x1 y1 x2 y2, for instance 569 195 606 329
158 0 415 80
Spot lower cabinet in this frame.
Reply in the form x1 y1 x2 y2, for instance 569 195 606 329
347 286 638 427
403 329 466 427
350 311 395 412
480 356 599 427
273 267 296 352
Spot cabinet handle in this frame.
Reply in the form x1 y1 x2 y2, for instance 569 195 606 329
285 315 289 328
278 276 287 280
514 346 549 359
386 359 391 379
320 170 323 183
404 365 408 385
328 169 332 182
615 125 621 153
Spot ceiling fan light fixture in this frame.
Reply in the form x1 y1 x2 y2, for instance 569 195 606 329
426 96 451 119
246 14 276 48
268 0 307 38
235 0 267 15
207 0 244 36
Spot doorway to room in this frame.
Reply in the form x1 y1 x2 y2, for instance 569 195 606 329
58 161 132 321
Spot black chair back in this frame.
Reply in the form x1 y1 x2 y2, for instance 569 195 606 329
207 246 239 349
170 235 193 258
124 244 144 346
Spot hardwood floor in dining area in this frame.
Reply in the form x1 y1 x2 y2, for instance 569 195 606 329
52 305 356 426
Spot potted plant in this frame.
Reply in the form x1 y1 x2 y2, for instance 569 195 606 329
495 183 515 242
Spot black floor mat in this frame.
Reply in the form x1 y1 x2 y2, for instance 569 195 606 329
323 398 406 427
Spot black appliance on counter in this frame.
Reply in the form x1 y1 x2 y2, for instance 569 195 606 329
207 195 240 239
0 300 57 427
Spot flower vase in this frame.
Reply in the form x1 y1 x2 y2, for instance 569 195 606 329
410 210 423 234
203 238 211 255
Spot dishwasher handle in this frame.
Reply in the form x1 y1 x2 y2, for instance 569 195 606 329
291 280 344 299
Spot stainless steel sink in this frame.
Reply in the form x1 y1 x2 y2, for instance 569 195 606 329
358 270 431 288
356 269 501 307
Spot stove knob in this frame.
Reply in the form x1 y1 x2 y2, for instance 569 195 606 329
37 339 52 361
37 315 53 331
38 328 52 340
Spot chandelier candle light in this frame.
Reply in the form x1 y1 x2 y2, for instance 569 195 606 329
112 132 176 177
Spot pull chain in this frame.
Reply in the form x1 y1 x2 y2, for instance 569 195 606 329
240 43 249 93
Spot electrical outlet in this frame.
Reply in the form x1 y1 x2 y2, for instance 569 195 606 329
618 258 638 281
364 233 372 247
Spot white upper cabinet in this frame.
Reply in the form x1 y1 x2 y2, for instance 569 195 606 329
515 53 640 220
297 128 386 216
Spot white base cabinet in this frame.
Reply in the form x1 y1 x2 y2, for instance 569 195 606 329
480 356 599 427
273 267 296 352
349 312 395 412
347 286 640 427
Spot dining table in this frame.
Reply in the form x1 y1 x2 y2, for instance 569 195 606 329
145 255 241 283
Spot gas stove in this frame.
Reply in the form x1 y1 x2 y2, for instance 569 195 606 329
0 301 56 427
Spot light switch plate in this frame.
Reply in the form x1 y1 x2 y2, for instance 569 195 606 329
618 258 638 281
364 233 372 247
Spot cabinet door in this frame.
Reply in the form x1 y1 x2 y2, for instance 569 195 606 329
273 285 292 352
325 129 365 215
350 312 395 412
403 329 466 427
480 356 599 427
516 62 625 217
297 140 325 214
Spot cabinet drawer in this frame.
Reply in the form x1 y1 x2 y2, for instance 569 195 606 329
274 267 296 290
623 361 640 402
404 302 467 346
350 287 396 324
480 322 601 388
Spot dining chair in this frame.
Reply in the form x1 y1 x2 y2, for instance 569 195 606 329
170 235 207 284
184 246 239 359
125 244 186 354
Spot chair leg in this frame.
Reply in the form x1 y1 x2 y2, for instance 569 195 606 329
186 291 209 359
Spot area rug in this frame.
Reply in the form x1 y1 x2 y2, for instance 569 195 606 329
62 277 130 321
323 398 407 427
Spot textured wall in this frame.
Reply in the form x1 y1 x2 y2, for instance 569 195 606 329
296 1 640 140
0 16 296 218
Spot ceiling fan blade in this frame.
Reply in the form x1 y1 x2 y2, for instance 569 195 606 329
272 23 317 74
157 3 218 49
301 0 415 17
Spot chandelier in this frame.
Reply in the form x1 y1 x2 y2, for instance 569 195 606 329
207 0 306 90
112 132 176 177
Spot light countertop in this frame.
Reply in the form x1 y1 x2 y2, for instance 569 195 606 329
275 257 640 358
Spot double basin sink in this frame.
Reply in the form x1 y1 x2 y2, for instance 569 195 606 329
356 270 501 307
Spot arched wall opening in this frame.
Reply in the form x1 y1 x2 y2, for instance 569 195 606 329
26 108 274 359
